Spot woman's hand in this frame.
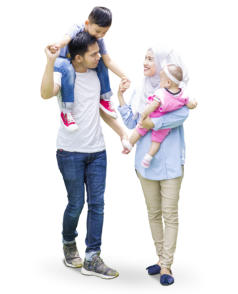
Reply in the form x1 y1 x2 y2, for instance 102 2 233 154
119 79 128 94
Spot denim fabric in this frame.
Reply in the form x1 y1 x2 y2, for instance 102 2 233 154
56 149 107 253
54 58 75 103
96 58 112 100
54 57 112 103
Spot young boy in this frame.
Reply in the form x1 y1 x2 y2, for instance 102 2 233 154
50 6 130 131
121 64 197 168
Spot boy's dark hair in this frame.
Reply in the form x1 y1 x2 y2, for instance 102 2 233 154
88 6 112 27
68 31 97 60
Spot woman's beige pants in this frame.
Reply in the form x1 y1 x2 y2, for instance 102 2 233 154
137 168 183 269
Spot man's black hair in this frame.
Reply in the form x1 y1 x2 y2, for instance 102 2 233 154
68 31 97 60
88 6 112 27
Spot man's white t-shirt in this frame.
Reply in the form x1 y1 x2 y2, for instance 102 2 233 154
54 70 106 153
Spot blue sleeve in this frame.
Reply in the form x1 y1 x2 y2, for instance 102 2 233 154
118 104 138 129
67 24 84 39
97 38 107 55
152 106 189 130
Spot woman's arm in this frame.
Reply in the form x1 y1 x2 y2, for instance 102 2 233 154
151 107 189 130
117 89 138 129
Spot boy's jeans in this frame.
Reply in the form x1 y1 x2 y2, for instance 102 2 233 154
54 57 112 103
56 149 107 253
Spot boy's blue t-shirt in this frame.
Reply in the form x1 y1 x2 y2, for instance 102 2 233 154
60 23 107 58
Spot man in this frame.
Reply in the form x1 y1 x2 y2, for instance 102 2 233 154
41 31 125 279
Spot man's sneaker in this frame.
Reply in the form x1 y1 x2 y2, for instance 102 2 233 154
99 100 117 119
81 254 119 279
60 111 78 132
63 242 83 268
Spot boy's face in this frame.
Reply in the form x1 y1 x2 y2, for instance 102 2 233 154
85 21 110 39
77 42 101 69
144 50 156 77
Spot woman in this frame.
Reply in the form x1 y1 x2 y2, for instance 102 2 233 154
118 47 190 286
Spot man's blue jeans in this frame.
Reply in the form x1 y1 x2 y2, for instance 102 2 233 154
54 57 112 103
56 149 107 253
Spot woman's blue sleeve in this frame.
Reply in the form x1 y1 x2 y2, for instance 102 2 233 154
152 106 189 131
117 105 138 129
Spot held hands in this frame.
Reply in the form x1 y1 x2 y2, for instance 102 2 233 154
120 77 131 93
48 43 61 54
45 45 60 61
120 134 131 154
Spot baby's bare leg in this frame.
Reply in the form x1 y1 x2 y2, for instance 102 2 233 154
148 141 161 157
129 129 142 146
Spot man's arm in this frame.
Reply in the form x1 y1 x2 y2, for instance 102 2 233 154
41 46 61 99
100 110 127 139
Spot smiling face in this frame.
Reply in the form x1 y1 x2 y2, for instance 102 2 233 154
143 50 157 77
85 20 110 39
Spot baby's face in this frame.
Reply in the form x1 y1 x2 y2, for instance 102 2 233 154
159 70 170 88
143 50 156 77
86 22 110 39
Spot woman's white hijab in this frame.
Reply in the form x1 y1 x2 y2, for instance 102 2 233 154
130 46 189 118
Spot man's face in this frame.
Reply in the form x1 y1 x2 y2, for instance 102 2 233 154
82 42 101 69
85 22 110 39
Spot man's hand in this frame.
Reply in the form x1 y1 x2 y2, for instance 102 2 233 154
45 45 60 61
48 43 61 54
138 117 154 130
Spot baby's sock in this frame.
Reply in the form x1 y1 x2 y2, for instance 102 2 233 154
141 153 153 168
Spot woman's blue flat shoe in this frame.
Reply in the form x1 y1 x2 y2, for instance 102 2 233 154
146 264 161 275
160 273 174 286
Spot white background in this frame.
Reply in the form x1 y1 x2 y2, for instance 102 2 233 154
1 0 238 293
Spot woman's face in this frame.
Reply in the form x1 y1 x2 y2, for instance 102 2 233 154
144 50 157 77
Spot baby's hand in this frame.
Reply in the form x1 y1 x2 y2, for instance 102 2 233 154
187 99 198 109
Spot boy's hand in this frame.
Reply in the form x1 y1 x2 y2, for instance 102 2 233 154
118 80 127 94
120 77 131 92
45 45 60 61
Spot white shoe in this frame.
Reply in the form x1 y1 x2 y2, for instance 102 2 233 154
60 111 78 132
